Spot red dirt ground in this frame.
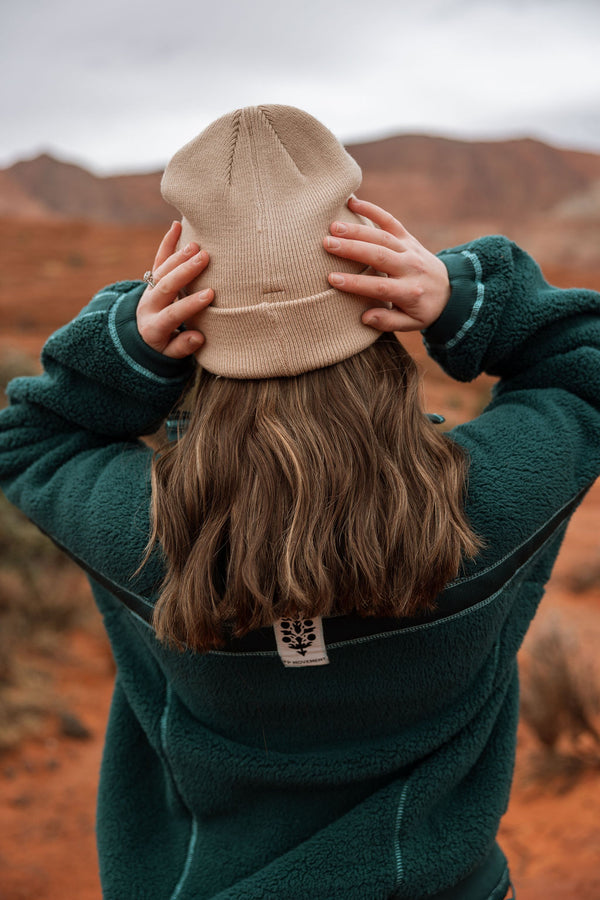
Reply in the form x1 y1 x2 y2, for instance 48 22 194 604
1 220 600 899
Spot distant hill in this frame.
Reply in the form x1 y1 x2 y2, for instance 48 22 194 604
0 154 169 225
348 134 600 227
1 137 600 270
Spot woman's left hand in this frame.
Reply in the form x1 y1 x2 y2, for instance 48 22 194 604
136 221 214 358
324 197 451 332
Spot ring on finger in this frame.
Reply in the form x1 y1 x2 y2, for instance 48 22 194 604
143 270 158 289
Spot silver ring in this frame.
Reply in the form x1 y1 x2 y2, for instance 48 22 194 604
143 270 157 288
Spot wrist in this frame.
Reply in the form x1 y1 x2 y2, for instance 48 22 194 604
112 285 195 381
423 252 478 345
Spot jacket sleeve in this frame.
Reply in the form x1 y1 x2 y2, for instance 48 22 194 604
0 281 194 598
428 237 600 566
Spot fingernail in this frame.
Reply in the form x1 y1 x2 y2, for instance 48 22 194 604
330 274 344 286
183 243 195 254
364 314 378 327
332 222 347 234
326 237 341 249
198 289 211 299
194 251 205 262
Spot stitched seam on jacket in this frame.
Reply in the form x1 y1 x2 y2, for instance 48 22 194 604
108 295 183 385
326 539 547 647
75 309 109 322
92 290 120 303
127 607 155 630
444 487 585 589
161 683 198 900
394 781 411 887
444 250 485 350
27 524 155 618
170 818 198 900
485 865 510 900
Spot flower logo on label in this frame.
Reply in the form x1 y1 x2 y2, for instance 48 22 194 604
279 618 317 656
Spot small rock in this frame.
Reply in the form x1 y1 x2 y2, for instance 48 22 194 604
58 711 92 740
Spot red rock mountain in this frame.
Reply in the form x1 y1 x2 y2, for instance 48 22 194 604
350 135 600 224
2 136 600 267
1 154 169 225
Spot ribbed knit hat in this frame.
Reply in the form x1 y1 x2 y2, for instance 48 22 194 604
161 105 381 378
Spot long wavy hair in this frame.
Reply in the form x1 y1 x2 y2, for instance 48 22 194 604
148 332 480 651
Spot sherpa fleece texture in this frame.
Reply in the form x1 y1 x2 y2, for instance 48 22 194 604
1 240 599 900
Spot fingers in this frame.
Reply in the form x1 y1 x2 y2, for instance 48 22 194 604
325 234 403 274
348 196 410 239
140 228 214 358
327 270 398 302
361 307 422 333
150 290 214 339
137 289 214 355
160 291 214 329
324 202 412 274
146 250 209 308
152 221 182 271
329 218 402 249
153 240 201 282
162 329 206 359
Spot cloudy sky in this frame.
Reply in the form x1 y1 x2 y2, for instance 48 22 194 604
2 0 600 174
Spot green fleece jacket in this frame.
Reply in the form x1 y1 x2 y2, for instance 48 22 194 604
1 238 599 900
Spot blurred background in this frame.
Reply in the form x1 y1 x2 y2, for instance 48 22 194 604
1 1 600 898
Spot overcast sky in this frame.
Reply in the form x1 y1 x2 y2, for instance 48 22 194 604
2 0 600 174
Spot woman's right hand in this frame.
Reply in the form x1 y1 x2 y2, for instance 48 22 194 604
324 197 451 333
136 221 214 359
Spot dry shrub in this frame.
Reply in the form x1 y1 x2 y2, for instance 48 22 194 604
519 609 600 787
0 494 100 751
0 345 108 749
565 556 600 594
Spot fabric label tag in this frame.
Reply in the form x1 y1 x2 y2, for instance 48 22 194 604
273 616 329 667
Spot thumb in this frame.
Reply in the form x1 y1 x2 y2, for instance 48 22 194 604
162 331 205 359
362 308 422 332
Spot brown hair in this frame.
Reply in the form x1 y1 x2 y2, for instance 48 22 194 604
148 333 480 651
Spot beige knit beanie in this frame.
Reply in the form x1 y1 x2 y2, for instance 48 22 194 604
161 105 381 378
